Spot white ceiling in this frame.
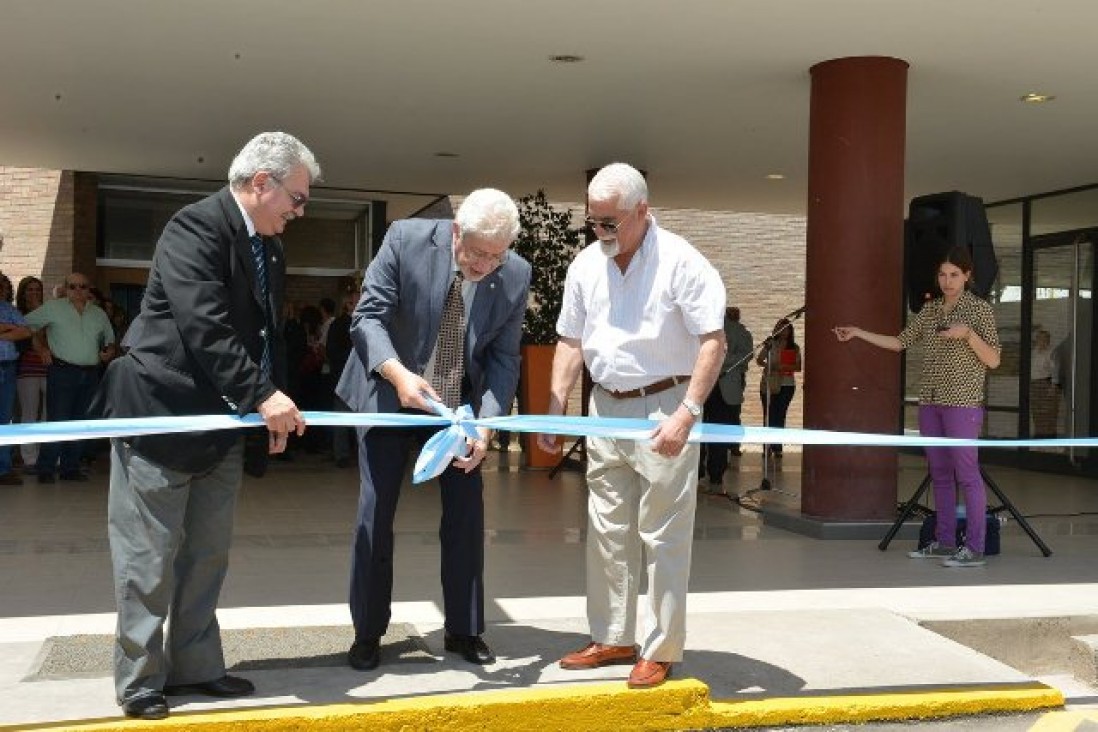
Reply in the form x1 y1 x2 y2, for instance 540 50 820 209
3 0 1097 215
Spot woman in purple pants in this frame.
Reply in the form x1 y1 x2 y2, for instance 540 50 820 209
833 245 1001 568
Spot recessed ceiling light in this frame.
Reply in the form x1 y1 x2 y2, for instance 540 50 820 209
766 173 785 180
1020 92 1055 103
549 54 585 63
434 151 460 158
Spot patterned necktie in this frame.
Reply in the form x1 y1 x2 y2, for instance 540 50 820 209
250 234 273 377
431 272 465 409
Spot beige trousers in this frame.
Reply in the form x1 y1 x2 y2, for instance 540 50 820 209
584 382 698 662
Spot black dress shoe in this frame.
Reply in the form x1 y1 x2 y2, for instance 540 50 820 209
37 473 55 484
348 638 380 671
122 692 169 720
163 674 254 698
444 633 495 665
59 471 89 482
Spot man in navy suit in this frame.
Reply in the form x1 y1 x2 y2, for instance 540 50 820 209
336 189 530 671
93 132 320 720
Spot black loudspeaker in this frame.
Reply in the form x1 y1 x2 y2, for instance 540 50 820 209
904 191 998 312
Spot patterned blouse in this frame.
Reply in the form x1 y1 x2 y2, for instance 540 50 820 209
897 290 1000 407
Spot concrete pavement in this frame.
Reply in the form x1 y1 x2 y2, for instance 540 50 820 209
0 448 1092 729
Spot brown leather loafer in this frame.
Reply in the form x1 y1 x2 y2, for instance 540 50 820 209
627 659 672 688
559 642 637 670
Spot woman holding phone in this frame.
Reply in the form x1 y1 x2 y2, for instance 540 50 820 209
833 245 1001 568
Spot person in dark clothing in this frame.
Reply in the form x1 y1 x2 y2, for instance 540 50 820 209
327 293 356 467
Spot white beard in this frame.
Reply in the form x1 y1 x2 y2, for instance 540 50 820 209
599 239 621 257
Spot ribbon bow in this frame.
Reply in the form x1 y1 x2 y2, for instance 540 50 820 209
412 397 482 483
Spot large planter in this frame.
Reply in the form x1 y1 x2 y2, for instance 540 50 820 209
519 343 560 468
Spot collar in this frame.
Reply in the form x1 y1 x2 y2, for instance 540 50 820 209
230 190 257 238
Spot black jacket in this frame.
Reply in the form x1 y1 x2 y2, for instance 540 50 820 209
90 187 285 472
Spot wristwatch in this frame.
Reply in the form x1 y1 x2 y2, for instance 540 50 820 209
681 398 702 418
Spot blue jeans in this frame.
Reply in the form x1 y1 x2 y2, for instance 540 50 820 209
36 363 99 477
0 361 17 474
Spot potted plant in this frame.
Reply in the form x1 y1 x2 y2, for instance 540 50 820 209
511 190 584 467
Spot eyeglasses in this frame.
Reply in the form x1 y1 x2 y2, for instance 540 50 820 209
584 212 632 234
270 176 309 209
459 239 509 268
66 283 89 290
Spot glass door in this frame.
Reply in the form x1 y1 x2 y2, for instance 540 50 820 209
1025 231 1094 470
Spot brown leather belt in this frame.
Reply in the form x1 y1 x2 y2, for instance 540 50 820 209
599 375 690 400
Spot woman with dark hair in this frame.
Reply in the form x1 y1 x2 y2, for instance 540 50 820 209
756 317 801 458
834 245 1001 568
15 276 47 469
0 273 32 484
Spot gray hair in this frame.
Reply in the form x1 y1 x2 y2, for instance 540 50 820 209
454 188 521 241
228 131 322 188
588 162 648 209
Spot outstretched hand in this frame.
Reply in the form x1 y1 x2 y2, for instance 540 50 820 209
832 326 859 342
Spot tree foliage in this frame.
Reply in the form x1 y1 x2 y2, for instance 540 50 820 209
512 190 584 345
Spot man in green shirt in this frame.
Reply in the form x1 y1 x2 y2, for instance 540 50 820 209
24 272 117 482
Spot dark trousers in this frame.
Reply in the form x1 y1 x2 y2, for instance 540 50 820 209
350 425 485 641
761 384 795 455
0 361 17 475
37 363 99 476
701 388 742 482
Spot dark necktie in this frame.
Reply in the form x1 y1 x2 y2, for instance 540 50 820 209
250 234 273 377
431 272 465 409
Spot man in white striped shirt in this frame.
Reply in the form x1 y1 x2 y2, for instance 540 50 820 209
538 163 726 688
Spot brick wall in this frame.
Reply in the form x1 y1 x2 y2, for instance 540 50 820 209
653 205 807 432
0 167 75 295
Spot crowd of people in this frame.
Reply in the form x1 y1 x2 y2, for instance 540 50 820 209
280 293 356 466
0 271 125 485
0 134 1010 720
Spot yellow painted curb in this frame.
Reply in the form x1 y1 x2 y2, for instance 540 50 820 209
700 683 1064 729
9 678 1064 732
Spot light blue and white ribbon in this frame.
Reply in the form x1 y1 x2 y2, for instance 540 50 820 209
0 404 1094 484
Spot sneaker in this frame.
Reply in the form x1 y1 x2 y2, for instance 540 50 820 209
907 541 956 559
942 547 986 568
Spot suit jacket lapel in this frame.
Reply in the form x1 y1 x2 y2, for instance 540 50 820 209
221 190 266 311
467 267 498 356
232 230 265 309
428 224 455 360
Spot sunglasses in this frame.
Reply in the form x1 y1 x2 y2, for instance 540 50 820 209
584 212 631 234
270 176 309 209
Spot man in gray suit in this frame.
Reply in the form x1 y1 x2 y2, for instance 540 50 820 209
93 132 320 720
335 189 531 671
702 306 754 485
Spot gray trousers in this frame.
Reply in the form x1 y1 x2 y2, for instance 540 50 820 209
107 438 243 704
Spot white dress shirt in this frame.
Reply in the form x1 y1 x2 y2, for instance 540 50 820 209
556 215 725 392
